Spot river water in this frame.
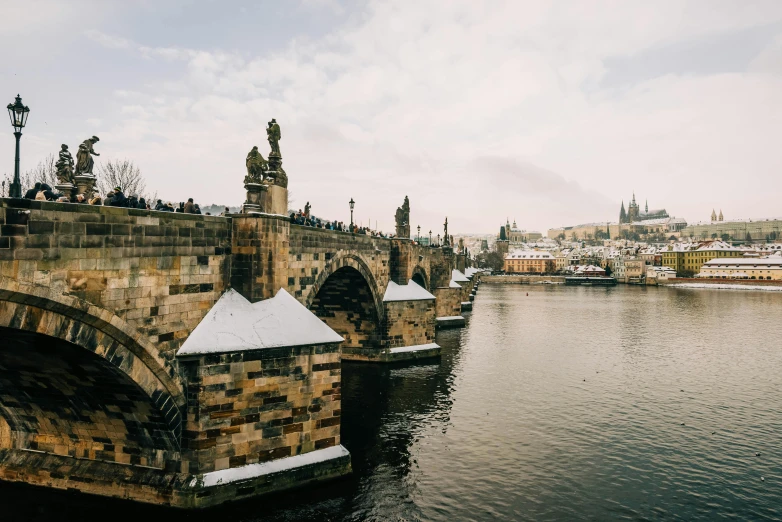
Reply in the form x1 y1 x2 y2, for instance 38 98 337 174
4 284 781 521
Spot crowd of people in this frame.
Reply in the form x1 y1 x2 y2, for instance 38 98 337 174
21 182 216 215
289 207 394 238
22 183 394 230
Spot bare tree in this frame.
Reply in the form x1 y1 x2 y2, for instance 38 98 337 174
20 153 58 192
96 159 154 202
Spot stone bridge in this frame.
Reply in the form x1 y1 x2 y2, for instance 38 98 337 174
0 198 477 507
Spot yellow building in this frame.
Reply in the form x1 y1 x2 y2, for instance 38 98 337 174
661 248 686 274
504 251 555 274
662 241 744 276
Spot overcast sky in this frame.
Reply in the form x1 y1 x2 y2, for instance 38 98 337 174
3 1 782 234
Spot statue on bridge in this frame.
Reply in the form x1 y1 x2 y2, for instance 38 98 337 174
74 136 100 176
267 118 281 157
245 146 268 184
55 144 74 185
395 195 410 238
242 118 288 214
443 217 449 246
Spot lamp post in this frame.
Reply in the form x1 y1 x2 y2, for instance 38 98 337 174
349 198 355 231
7 95 30 199
429 230 432 246
437 233 440 246
417 225 421 243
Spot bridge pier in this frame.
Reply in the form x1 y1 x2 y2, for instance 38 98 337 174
172 288 351 508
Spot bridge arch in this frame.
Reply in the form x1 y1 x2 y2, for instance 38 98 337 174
0 279 183 468
304 253 384 351
411 265 429 290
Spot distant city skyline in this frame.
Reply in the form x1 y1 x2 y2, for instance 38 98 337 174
3 1 782 235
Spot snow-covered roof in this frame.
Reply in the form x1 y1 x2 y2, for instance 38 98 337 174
383 280 436 301
696 241 741 252
177 289 343 356
451 269 470 282
505 250 555 260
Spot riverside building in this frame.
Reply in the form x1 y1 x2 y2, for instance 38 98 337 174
698 257 782 280
661 241 744 275
504 250 555 274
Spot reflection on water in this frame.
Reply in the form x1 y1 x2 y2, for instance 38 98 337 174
3 285 782 521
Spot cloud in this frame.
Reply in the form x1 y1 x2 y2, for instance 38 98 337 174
5 1 782 235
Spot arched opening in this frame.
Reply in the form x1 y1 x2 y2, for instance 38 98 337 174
309 267 380 350
412 272 427 288
0 327 180 469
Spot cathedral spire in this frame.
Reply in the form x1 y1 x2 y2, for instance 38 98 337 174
645 200 648 213
619 200 627 224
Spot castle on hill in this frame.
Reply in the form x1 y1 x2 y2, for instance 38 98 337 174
619 193 669 224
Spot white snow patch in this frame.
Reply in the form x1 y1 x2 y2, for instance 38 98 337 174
193 445 349 488
383 280 436 302
437 316 465 321
451 269 470 282
449 279 463 288
177 288 343 356
389 343 440 354
243 211 290 219
668 283 782 292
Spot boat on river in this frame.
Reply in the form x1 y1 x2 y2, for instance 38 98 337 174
565 276 617 286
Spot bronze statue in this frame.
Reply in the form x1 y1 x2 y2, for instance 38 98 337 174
267 118 281 156
75 136 100 175
55 144 74 184
443 217 449 246
245 146 267 184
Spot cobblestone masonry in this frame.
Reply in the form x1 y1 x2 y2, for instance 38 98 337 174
0 328 180 470
0 199 231 379
178 343 342 475
382 299 436 349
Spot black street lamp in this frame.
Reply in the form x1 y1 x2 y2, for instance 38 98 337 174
437 233 440 246
349 198 355 230
7 95 30 199
417 225 421 243
429 230 432 245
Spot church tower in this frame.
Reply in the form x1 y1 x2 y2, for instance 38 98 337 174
619 201 627 224
711 209 717 222
627 192 639 222
719 209 723 222
645 200 648 214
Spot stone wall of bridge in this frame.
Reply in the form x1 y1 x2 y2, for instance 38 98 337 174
0 199 231 378
0 198 458 506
